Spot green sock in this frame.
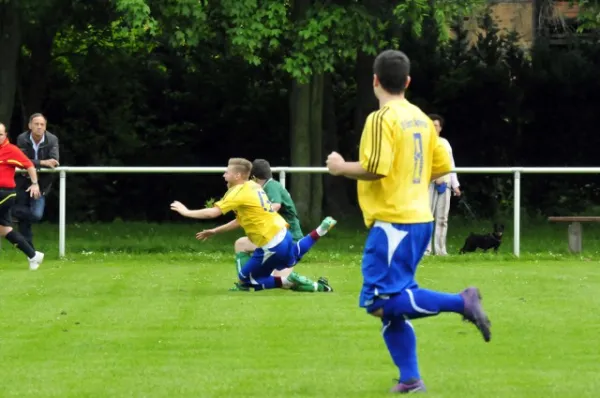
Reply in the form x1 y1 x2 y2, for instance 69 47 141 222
288 272 318 292
291 282 318 292
235 252 251 275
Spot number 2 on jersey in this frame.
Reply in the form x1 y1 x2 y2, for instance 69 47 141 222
257 190 274 212
412 132 424 184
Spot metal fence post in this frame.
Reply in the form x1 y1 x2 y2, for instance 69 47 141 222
59 170 66 258
279 170 286 189
513 169 521 257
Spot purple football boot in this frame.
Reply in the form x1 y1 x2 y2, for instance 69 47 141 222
460 287 492 342
390 379 426 394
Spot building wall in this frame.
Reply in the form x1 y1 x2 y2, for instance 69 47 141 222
460 1 581 48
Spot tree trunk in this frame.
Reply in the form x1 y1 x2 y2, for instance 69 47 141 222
353 50 378 159
308 73 324 226
290 73 325 227
290 80 312 224
323 73 353 217
0 1 21 131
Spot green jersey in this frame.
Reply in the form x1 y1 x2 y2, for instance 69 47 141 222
262 179 303 241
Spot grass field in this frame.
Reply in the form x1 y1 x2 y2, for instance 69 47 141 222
1 219 599 397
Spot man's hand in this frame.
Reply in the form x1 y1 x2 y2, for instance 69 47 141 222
170 201 190 217
26 184 41 199
196 229 217 241
41 159 60 168
453 187 461 197
326 151 346 176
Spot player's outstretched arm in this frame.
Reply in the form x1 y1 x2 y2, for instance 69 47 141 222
170 201 223 219
196 219 240 241
212 219 240 234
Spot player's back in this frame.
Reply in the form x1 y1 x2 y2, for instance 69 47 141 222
229 181 288 246
357 99 451 227
262 179 303 238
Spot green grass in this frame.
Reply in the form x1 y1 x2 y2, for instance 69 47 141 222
1 220 600 397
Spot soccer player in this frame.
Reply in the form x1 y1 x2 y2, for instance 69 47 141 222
170 158 336 292
325 50 491 393
233 159 307 279
0 123 45 269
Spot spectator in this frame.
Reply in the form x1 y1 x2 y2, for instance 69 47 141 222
12 113 60 250
425 114 460 256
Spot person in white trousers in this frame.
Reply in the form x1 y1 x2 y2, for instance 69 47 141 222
425 114 461 256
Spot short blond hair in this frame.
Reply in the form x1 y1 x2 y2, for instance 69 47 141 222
228 158 252 179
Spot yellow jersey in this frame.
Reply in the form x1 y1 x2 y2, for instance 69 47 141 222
357 99 452 228
215 180 289 247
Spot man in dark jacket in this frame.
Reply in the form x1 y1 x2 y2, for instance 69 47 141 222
13 113 60 249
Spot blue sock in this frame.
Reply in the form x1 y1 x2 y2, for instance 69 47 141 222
294 231 320 261
382 318 420 383
383 288 465 319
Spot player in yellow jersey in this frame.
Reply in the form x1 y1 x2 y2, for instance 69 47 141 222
170 158 336 292
326 50 491 393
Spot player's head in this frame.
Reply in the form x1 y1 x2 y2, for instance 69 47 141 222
428 114 444 135
224 158 252 188
251 159 272 183
0 123 7 145
373 50 411 99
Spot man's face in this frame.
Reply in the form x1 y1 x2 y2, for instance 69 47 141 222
29 116 47 138
433 120 442 135
0 125 6 145
223 166 240 188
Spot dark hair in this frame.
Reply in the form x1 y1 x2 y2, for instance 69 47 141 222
373 50 410 95
252 159 272 180
29 113 47 123
428 114 445 128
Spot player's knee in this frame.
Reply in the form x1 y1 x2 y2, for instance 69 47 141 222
366 300 385 318
238 270 251 284
234 237 253 253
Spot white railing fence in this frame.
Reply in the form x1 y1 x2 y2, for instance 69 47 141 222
7 166 600 258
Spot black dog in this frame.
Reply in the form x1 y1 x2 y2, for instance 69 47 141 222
459 223 505 254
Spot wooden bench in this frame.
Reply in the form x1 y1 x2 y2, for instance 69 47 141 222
548 216 600 253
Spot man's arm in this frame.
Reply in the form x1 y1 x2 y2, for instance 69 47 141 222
40 135 60 168
327 110 392 181
170 201 223 219
333 161 383 181
211 219 241 234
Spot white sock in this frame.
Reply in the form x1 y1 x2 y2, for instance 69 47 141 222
316 226 328 236
280 277 293 289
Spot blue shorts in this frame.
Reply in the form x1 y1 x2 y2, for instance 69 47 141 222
238 230 296 284
359 221 433 309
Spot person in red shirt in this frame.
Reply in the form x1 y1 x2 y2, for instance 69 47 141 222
0 122 44 269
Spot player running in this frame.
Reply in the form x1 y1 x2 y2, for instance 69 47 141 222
0 122 44 269
170 158 335 292
326 49 491 393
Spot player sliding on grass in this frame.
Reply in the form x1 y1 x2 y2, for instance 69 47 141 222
233 158 310 281
326 49 491 393
170 157 335 292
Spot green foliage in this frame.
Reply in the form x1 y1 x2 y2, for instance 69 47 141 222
571 0 600 32
114 0 210 47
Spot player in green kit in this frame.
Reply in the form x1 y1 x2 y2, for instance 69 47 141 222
231 159 333 292
253 159 303 241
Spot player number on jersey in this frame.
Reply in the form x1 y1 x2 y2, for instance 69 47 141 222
412 132 424 184
257 190 274 212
